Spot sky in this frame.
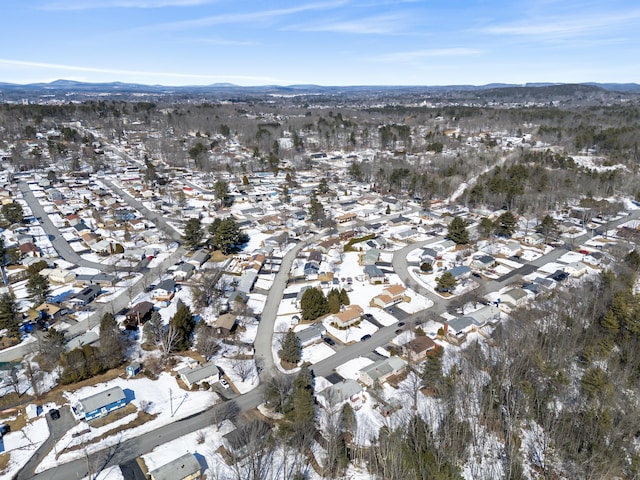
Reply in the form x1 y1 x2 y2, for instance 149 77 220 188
0 0 638 86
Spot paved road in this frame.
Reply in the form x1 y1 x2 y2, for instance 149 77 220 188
0 179 186 362
16 407 76 480
254 231 327 379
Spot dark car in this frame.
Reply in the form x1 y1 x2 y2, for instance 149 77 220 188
323 337 336 346
397 322 405 327
360 334 372 341
49 408 60 420
472 272 482 278
394 329 403 335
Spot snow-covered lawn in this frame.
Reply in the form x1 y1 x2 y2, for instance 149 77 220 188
323 319 378 344
335 357 373 380
301 342 335 364
1 417 49 475
37 372 222 473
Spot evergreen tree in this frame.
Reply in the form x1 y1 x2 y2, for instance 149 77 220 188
318 177 330 194
27 271 50 306
536 214 558 243
308 190 326 226
39 327 65 365
421 346 444 395
287 364 315 428
0 293 20 338
213 180 230 206
435 271 457 293
496 211 517 237
99 312 124 369
169 300 195 351
339 289 350 306
327 289 342 314
209 217 249 254
1 202 24 224
182 218 204 250
385 204 391 215
479 217 494 238
447 217 469 245
279 330 301 365
300 288 329 320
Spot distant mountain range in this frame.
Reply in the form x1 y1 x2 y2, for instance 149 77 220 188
0 79 639 99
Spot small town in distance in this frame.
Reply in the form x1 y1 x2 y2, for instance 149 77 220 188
0 81 639 480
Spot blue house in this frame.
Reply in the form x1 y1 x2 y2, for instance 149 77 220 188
77 386 127 421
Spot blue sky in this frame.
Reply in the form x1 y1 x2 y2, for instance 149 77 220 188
0 0 638 86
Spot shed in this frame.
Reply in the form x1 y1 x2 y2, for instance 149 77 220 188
126 361 141 377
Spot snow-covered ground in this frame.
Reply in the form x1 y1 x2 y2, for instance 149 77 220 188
37 372 221 473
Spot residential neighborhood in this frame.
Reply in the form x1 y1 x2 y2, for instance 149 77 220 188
0 83 638 480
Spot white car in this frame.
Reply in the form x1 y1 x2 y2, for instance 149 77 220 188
220 379 229 389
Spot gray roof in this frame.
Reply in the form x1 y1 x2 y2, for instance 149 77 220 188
149 453 201 480
319 379 363 403
466 305 500 325
237 269 258 293
448 265 471 278
65 331 99 351
190 250 210 264
295 323 326 344
363 264 384 278
503 287 528 301
178 363 219 386
79 386 126 413
360 356 406 382
447 316 476 333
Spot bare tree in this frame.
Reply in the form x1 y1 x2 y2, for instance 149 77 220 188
231 359 254 383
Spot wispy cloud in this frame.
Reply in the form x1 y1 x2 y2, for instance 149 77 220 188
0 58 278 83
181 37 258 46
144 1 348 31
42 0 213 10
286 13 410 35
370 48 482 62
483 10 640 39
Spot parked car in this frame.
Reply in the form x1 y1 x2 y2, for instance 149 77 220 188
394 329 403 335
323 337 336 346
397 322 405 327
360 334 371 341
220 379 230 389
49 409 60 420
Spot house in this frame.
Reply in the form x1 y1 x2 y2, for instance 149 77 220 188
187 250 210 268
318 379 364 407
295 323 326 347
372 284 407 309
564 261 588 278
173 263 195 281
125 301 154 328
65 331 100 351
336 212 357 224
74 285 102 306
358 356 406 387
91 239 113 254
48 268 76 284
362 249 380 266
148 453 202 480
214 313 237 336
76 386 127 421
152 279 177 302
19 242 40 258
501 288 528 308
363 265 385 284
35 302 63 321
126 361 141 377
308 250 323 263
178 362 219 389
522 232 544 246
236 269 258 294
420 247 438 265
547 270 569 283
446 316 477 338
466 305 501 326
448 265 471 281
330 305 363 328
402 336 438 362
472 255 495 270
303 261 320 279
